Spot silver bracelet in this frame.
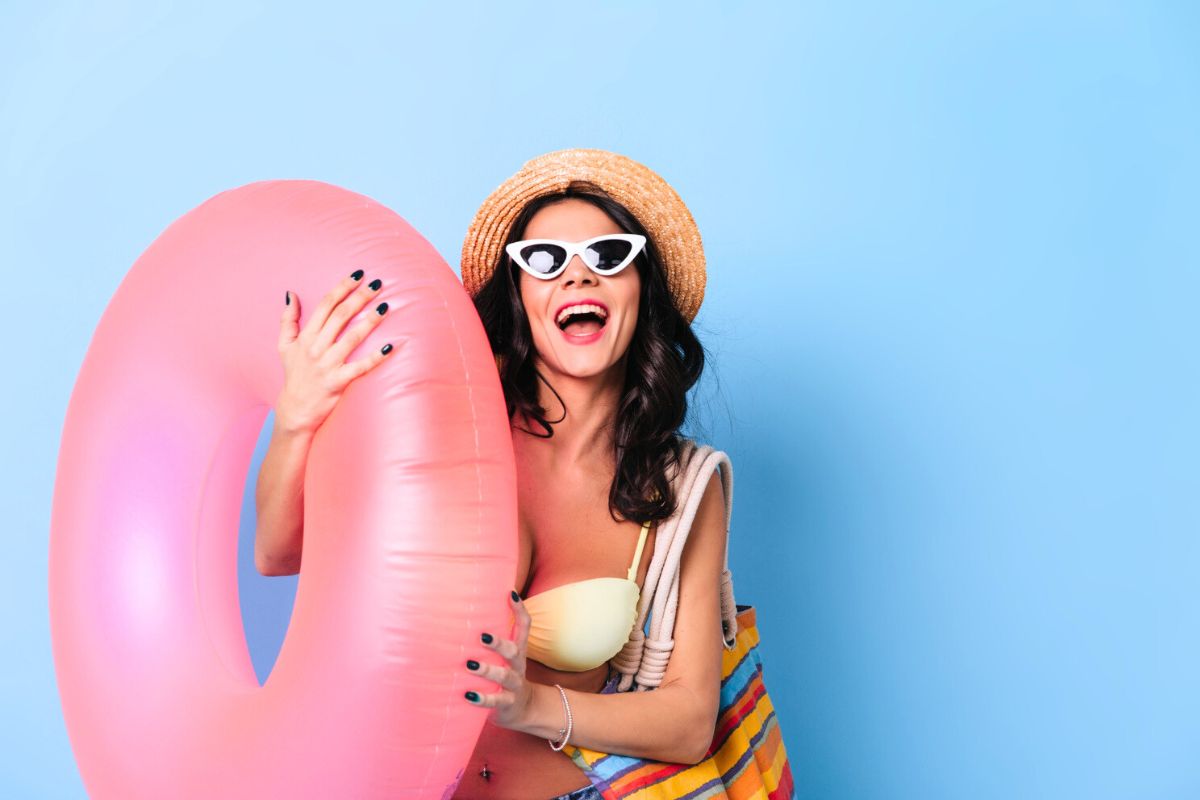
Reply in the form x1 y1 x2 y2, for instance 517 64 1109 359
548 683 573 751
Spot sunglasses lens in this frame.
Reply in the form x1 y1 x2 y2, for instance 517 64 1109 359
518 243 568 276
585 238 635 272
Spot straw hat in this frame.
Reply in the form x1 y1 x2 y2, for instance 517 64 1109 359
460 148 706 323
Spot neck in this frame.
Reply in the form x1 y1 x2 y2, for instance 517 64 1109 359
521 354 628 470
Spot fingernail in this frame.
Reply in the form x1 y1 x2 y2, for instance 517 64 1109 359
381 343 393 355
481 632 493 645
284 291 289 306
466 659 479 671
510 590 521 602
376 302 388 315
369 278 382 291
351 269 364 281
465 691 480 703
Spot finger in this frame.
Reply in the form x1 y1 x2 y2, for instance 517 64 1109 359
334 338 401 386
278 290 301 351
311 276 384 356
482 632 520 665
297 269 369 348
467 659 521 693
466 688 512 709
510 591 531 652
470 688 516 709
326 301 389 368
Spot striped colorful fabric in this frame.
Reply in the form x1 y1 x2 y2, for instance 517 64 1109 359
564 605 795 800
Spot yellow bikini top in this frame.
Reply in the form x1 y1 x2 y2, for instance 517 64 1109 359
523 518 652 672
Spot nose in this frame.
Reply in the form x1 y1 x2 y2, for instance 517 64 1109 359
560 253 597 287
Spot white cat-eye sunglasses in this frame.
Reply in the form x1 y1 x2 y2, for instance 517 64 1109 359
505 233 647 280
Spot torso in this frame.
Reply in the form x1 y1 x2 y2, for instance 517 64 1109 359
451 419 658 800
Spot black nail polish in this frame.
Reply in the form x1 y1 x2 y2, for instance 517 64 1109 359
381 343 393 355
481 632 493 645
466 659 479 671
351 269 364 281
510 590 521 602
465 691 479 703
284 291 289 306
369 278 382 291
376 302 388 315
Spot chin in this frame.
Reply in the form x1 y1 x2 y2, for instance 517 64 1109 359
534 346 620 377
551 357 613 378
533 322 633 373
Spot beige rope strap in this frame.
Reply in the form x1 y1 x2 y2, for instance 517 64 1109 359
610 438 739 693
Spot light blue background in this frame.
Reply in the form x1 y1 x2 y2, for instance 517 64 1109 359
3 2 1197 798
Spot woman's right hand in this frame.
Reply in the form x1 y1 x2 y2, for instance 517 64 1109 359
275 269 397 436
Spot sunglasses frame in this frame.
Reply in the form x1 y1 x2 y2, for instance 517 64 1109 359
505 233 647 281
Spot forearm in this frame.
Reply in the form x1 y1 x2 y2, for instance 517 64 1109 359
253 417 314 576
520 680 711 765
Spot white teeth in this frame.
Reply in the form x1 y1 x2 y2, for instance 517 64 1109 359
556 303 609 327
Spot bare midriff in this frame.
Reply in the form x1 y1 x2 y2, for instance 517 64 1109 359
450 660 607 800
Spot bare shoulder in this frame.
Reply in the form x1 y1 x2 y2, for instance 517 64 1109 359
682 441 730 535
697 468 727 521
681 468 728 588
675 440 730 566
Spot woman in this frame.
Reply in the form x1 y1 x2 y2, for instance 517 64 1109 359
255 149 730 800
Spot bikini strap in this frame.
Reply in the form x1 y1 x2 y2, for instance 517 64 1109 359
626 519 652 581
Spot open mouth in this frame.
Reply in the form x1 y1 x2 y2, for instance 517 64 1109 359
555 304 609 337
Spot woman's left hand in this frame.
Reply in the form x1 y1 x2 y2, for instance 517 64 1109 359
465 590 534 731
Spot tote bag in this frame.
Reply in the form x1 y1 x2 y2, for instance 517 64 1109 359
562 441 796 800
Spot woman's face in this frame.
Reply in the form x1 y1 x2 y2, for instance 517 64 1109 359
517 198 642 381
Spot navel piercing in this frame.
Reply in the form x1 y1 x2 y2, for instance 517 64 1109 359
479 761 492 781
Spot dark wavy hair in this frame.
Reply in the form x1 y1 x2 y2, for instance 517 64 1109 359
470 181 706 525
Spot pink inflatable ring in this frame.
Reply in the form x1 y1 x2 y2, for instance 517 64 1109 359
49 180 517 798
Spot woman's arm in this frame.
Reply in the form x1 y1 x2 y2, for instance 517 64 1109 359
495 471 729 764
255 272 395 576
253 414 315 576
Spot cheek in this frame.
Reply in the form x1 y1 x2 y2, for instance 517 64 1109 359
621 280 642 331
517 278 539 322
518 282 553 339
623 307 640 341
